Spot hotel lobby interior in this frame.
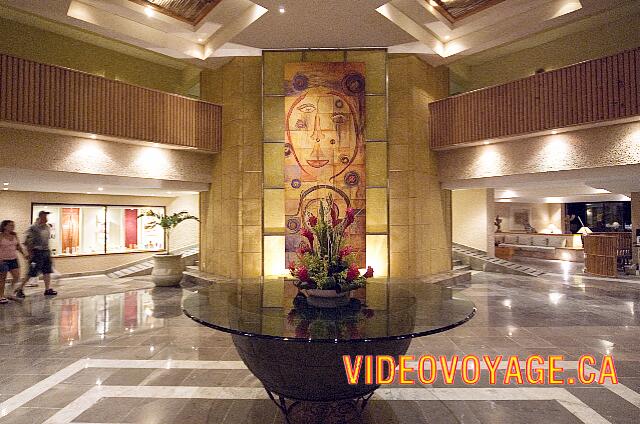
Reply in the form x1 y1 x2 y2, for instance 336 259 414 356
1 0 640 423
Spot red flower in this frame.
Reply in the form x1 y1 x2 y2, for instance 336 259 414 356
346 264 360 282
330 203 340 227
296 245 311 257
363 266 374 278
288 261 296 275
296 266 310 282
339 246 353 259
308 214 318 227
344 208 356 228
300 228 314 247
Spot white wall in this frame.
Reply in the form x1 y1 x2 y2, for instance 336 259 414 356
452 189 494 254
495 202 563 233
166 194 200 252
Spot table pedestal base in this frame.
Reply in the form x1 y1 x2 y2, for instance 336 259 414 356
266 389 374 424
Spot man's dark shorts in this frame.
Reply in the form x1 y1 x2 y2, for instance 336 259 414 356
28 250 53 277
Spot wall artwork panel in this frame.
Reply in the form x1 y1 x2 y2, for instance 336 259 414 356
284 62 366 267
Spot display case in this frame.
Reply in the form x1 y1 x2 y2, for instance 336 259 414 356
31 204 166 257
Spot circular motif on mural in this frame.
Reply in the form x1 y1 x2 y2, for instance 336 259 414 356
342 72 365 94
286 217 301 233
335 99 344 108
291 179 302 189
284 143 292 157
331 113 346 124
344 171 360 187
330 139 336 145
339 154 350 164
292 73 309 91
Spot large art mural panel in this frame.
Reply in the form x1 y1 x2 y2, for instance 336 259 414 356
284 62 366 267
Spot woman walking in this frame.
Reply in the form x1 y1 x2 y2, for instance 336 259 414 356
0 220 27 304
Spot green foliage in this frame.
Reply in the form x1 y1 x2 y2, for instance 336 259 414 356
138 210 199 231
138 210 199 253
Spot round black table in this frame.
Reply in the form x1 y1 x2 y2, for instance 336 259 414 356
182 278 476 423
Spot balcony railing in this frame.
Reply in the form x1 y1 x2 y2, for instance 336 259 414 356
429 47 640 149
0 53 221 152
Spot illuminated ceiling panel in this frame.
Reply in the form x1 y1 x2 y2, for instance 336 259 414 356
430 0 506 22
129 0 223 25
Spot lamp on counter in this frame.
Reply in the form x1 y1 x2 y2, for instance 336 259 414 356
576 216 592 235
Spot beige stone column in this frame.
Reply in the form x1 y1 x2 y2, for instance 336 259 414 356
387 55 450 277
199 57 263 278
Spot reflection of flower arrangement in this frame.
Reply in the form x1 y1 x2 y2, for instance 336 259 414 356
289 195 373 293
287 294 374 339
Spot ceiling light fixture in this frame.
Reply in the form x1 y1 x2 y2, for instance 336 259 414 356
483 141 489 145
2 182 8 186
86 192 92 195
2 188 8 191
144 6 155 17
551 130 558 135
197 38 204 42
97 187 104 191
90 134 97 139
278 5 285 14
444 35 450 40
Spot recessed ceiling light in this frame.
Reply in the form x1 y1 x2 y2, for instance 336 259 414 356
278 5 285 14
97 187 104 191
144 6 155 17
166 191 173 194
444 35 450 40
90 134 97 139
2 182 8 186
483 141 489 145
86 192 92 195
197 38 204 42
2 188 8 191
551 130 558 135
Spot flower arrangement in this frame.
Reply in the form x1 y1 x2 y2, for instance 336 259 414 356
289 195 374 293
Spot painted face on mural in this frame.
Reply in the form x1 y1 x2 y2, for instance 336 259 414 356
284 63 366 268
286 86 359 183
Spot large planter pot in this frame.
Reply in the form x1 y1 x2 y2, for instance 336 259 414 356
304 289 350 308
151 254 184 287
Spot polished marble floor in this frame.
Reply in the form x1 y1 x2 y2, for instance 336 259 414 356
1 271 639 423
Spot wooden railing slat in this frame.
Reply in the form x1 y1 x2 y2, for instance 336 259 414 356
0 53 221 152
430 47 640 148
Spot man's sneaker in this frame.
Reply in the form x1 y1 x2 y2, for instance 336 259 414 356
44 288 57 296
14 289 25 299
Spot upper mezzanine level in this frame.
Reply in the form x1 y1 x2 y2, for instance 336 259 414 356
430 47 640 150
0 53 221 152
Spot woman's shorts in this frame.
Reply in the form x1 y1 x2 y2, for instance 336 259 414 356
0 258 19 272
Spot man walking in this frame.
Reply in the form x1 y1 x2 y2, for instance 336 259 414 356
14 210 57 298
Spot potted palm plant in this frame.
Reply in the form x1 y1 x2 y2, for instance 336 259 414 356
139 210 199 287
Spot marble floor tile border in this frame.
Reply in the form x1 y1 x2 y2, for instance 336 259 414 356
2 359 638 424
44 385 607 424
